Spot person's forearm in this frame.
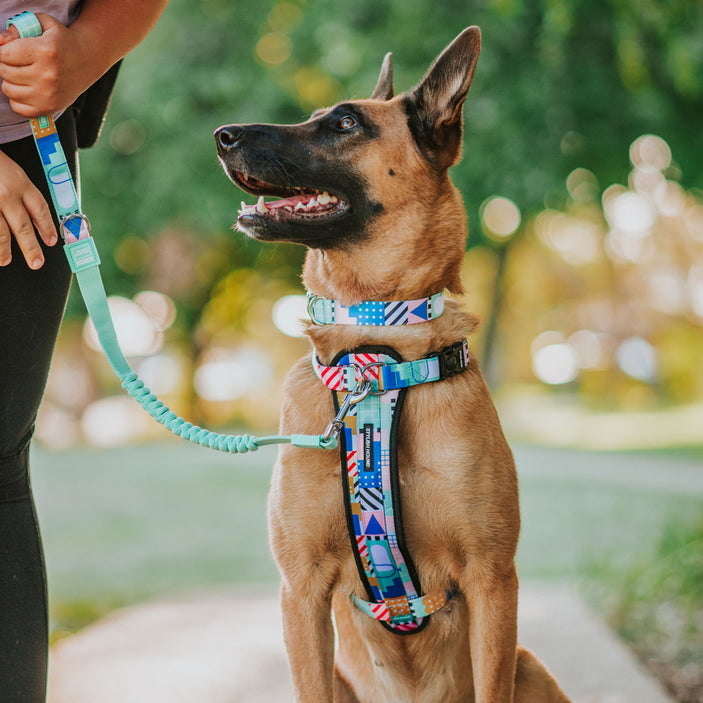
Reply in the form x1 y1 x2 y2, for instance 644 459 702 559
69 0 170 85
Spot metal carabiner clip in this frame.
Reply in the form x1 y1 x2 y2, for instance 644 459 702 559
321 378 371 443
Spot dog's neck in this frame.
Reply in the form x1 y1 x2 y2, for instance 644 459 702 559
301 179 476 363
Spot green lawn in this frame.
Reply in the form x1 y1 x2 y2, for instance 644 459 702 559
29 441 702 634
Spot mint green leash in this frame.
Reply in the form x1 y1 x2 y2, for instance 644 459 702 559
8 11 336 453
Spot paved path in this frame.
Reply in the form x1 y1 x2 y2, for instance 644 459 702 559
47 584 674 703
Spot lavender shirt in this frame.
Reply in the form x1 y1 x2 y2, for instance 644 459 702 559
0 1 80 143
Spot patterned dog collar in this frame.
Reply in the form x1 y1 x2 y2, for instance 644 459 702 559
307 291 445 326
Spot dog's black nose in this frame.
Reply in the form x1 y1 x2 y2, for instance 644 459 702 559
215 126 244 155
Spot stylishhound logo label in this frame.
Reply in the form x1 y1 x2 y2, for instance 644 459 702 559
363 424 374 470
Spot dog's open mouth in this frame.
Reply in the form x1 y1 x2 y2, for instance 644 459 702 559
233 171 348 225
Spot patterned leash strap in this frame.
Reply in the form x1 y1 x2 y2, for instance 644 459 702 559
8 11 336 454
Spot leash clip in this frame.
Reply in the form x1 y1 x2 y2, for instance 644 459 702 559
321 378 371 443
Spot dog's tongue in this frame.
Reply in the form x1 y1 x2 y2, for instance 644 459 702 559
239 191 338 217
266 194 309 210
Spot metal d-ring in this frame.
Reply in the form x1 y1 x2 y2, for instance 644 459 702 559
59 213 91 242
306 294 327 325
359 361 386 395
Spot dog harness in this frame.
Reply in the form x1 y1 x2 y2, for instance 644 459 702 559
310 293 469 633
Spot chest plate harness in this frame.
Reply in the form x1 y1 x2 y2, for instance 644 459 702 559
309 293 470 634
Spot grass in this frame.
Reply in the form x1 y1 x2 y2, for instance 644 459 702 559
586 515 703 703
29 441 703 642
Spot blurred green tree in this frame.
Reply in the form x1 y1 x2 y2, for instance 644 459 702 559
77 0 702 313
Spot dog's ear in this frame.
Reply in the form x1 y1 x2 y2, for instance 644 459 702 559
405 26 481 169
370 52 394 101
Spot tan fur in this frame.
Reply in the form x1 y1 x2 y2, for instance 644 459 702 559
221 27 571 703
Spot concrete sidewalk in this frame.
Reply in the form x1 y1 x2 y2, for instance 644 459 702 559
47 584 674 703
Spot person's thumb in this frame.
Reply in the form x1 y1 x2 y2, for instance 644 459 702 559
34 13 64 33
0 24 20 47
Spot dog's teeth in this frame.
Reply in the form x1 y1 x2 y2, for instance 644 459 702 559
256 195 267 213
284 206 293 212
295 201 305 211
329 195 338 204
318 191 331 205
307 197 318 209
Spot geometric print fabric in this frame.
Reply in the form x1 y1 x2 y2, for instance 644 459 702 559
328 349 453 633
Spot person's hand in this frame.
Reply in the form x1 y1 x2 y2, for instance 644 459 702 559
0 13 96 118
0 150 57 269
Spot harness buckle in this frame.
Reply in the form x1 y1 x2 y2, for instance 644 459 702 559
437 340 467 379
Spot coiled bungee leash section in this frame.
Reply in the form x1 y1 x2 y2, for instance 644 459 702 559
8 11 336 454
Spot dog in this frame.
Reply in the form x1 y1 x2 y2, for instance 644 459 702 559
215 26 571 703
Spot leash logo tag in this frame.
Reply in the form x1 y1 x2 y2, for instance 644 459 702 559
363 424 374 470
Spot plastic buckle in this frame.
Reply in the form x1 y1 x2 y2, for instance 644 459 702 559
437 341 466 379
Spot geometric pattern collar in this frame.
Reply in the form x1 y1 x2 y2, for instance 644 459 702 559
307 291 445 326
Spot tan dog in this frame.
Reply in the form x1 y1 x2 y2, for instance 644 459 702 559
215 27 571 703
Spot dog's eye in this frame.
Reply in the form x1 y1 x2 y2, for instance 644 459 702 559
338 115 357 131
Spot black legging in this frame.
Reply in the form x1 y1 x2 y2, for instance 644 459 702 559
0 110 77 703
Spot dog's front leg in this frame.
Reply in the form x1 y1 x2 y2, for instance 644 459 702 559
465 563 519 703
280 582 335 702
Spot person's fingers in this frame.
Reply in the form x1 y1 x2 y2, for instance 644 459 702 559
0 80 31 102
0 63 30 86
0 35 40 67
23 188 57 247
0 80 53 118
3 203 45 269
0 24 20 46
5 99 40 119
0 216 12 266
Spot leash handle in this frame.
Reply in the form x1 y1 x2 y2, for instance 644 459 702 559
8 11 337 455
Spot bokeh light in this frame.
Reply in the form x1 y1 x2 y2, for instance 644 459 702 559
133 290 177 331
532 343 579 385
629 134 672 172
256 32 292 65
81 396 150 447
616 337 657 382
83 296 163 357
136 353 183 395
194 347 273 402
272 295 308 337
480 196 521 240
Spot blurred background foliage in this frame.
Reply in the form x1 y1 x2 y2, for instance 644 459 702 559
44 0 703 449
37 2 703 697
39 0 703 440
